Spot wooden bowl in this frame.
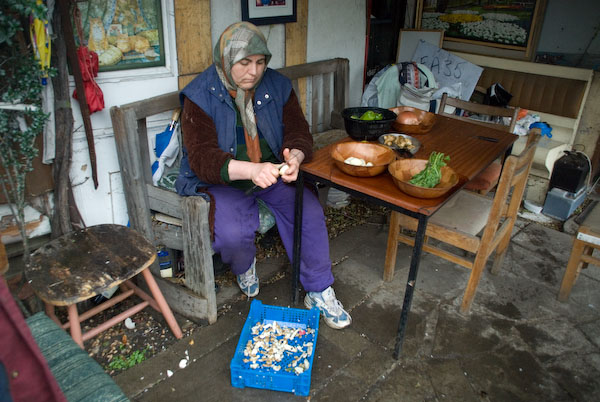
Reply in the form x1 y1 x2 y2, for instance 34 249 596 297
388 159 459 198
331 141 396 177
389 106 436 134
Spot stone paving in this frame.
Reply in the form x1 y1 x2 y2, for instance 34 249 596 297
115 215 600 401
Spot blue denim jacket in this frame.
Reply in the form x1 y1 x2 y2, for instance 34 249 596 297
175 65 292 197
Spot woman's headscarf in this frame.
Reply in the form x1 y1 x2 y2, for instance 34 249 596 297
214 22 272 163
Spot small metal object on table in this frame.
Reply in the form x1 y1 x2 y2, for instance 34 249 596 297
291 115 518 358
25 224 183 348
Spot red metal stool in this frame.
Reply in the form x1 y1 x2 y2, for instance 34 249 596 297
25 224 182 348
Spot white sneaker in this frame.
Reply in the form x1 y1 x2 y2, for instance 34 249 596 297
236 258 259 297
304 286 351 329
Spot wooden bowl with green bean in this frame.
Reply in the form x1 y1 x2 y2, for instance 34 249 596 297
388 159 458 199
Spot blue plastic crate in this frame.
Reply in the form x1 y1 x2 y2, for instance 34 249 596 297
230 300 320 396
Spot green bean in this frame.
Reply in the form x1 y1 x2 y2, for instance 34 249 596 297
409 151 450 188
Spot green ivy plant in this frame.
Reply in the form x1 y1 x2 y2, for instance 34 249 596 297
0 0 55 263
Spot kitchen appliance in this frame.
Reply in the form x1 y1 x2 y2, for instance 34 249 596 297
548 151 590 194
543 151 590 220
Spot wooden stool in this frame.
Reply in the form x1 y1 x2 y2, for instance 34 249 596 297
558 203 600 301
25 224 183 347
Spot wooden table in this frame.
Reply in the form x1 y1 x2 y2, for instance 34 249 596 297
291 115 518 358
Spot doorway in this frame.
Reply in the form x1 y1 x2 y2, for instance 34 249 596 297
365 0 407 87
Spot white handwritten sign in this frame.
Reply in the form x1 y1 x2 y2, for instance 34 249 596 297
412 40 483 101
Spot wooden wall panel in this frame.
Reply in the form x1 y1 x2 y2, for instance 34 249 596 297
285 0 308 112
175 0 212 89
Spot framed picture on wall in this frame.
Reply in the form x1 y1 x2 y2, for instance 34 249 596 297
416 0 547 59
73 0 165 72
241 0 297 26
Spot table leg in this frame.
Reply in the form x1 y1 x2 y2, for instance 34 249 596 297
141 268 183 339
67 304 84 348
394 214 428 359
45 303 61 326
292 171 304 305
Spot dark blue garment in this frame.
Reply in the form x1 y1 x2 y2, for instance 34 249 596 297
175 64 292 196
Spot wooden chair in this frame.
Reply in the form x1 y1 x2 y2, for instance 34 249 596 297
438 92 519 195
558 201 600 301
384 132 540 313
25 224 183 348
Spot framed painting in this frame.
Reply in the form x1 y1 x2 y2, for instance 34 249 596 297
241 0 297 26
73 0 165 72
416 0 547 59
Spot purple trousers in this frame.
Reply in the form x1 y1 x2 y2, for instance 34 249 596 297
208 179 334 292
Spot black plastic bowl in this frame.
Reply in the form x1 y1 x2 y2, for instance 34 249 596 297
342 107 397 141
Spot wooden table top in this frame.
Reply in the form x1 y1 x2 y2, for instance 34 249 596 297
25 224 156 306
303 115 518 216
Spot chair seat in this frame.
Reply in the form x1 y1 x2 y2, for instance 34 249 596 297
430 190 493 236
464 162 502 193
26 225 155 306
24 224 182 347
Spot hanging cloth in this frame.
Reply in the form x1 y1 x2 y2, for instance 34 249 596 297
29 0 55 164
71 6 104 113
29 0 51 85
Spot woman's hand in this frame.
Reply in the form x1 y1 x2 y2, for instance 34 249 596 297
280 148 305 183
249 162 282 188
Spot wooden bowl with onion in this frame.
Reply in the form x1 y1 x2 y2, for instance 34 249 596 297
389 106 436 134
331 141 396 177
388 159 459 198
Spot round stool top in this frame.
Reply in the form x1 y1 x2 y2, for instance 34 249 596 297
25 224 156 306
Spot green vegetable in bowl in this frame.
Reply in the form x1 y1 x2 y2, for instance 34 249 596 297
409 152 450 188
351 110 383 121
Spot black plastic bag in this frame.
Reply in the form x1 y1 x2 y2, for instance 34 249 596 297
485 83 512 107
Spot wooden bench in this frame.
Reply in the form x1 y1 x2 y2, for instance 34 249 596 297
110 58 349 324
452 52 595 203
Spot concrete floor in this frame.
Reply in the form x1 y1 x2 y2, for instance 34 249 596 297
114 213 600 401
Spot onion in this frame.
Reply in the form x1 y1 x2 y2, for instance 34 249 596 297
398 111 420 125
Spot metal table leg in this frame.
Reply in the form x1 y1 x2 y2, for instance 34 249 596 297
394 213 428 359
291 171 304 305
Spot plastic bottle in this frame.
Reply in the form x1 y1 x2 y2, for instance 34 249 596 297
158 247 173 278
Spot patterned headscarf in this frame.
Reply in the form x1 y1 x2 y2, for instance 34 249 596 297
214 22 272 163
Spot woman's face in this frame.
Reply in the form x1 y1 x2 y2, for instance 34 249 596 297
230 54 267 90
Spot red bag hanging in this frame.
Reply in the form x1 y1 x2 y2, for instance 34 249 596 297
71 6 104 114
72 46 104 113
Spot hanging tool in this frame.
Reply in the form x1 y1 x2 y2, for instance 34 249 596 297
57 0 99 189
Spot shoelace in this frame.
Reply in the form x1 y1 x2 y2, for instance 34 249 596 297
239 269 258 288
320 290 344 315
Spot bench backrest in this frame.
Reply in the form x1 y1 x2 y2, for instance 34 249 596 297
110 58 349 245
453 52 593 119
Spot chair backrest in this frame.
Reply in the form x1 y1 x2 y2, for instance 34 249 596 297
480 131 541 247
438 92 519 133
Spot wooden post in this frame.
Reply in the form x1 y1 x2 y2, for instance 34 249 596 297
175 0 212 89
